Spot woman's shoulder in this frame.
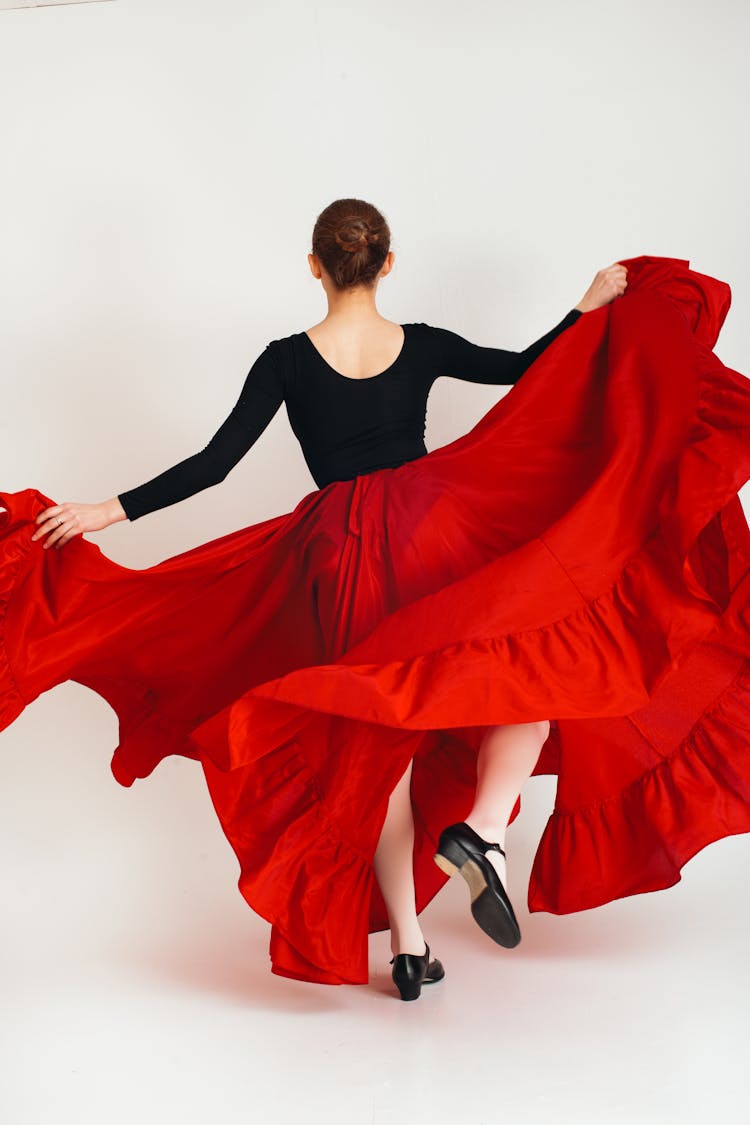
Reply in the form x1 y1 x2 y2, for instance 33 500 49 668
404 321 452 339
266 323 441 359
271 322 438 339
263 322 447 367
402 322 456 353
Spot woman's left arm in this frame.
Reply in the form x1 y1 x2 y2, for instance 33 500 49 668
427 262 628 386
424 307 583 387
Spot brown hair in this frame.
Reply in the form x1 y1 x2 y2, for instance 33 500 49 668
311 198 391 290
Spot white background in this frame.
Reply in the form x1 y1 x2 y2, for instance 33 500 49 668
1 2 749 1123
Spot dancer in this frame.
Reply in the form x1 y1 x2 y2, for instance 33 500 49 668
2 200 749 1001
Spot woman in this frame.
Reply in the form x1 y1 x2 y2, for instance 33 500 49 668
3 200 749 1001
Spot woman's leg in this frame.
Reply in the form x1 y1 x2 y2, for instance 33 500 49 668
372 757 426 959
464 720 551 888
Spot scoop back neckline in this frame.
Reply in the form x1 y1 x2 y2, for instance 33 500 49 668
300 323 410 382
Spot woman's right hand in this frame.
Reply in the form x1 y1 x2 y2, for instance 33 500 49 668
575 263 628 313
31 496 127 550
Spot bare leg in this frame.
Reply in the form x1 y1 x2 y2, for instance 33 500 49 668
372 757 426 959
464 720 551 889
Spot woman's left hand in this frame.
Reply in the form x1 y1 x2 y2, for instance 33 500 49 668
575 263 628 313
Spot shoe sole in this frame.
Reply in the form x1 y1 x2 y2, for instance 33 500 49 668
434 851 521 949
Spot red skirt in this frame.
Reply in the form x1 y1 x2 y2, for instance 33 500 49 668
2 254 750 985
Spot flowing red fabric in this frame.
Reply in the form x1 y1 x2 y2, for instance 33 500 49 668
2 255 750 985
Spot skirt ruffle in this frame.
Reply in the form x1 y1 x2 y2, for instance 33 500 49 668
2 253 749 985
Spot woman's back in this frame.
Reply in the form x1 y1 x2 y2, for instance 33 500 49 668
303 320 407 381
117 309 582 520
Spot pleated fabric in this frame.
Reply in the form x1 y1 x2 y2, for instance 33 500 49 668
2 254 749 985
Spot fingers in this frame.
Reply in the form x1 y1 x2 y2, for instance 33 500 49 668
31 505 80 549
579 264 628 313
600 264 627 282
595 263 628 299
30 506 62 542
35 517 69 549
46 523 78 549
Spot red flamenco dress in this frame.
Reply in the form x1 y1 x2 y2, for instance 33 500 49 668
1 254 749 986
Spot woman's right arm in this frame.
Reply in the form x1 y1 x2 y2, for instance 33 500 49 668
32 343 285 549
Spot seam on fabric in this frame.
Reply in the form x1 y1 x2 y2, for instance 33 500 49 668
550 658 749 819
537 535 590 606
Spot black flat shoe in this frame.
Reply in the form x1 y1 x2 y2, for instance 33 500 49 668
434 821 521 948
389 942 445 1001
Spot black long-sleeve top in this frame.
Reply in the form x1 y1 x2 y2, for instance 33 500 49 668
117 309 583 521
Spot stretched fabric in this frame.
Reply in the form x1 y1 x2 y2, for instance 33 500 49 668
1 254 749 985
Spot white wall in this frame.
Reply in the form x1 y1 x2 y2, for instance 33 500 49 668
1 0 748 562
1 3 749 1123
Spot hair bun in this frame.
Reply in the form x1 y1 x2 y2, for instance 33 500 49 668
312 198 391 289
335 225 375 254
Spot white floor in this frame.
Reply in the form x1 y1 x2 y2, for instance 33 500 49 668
1 683 748 1125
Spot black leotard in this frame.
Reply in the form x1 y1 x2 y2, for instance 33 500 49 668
117 309 583 521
